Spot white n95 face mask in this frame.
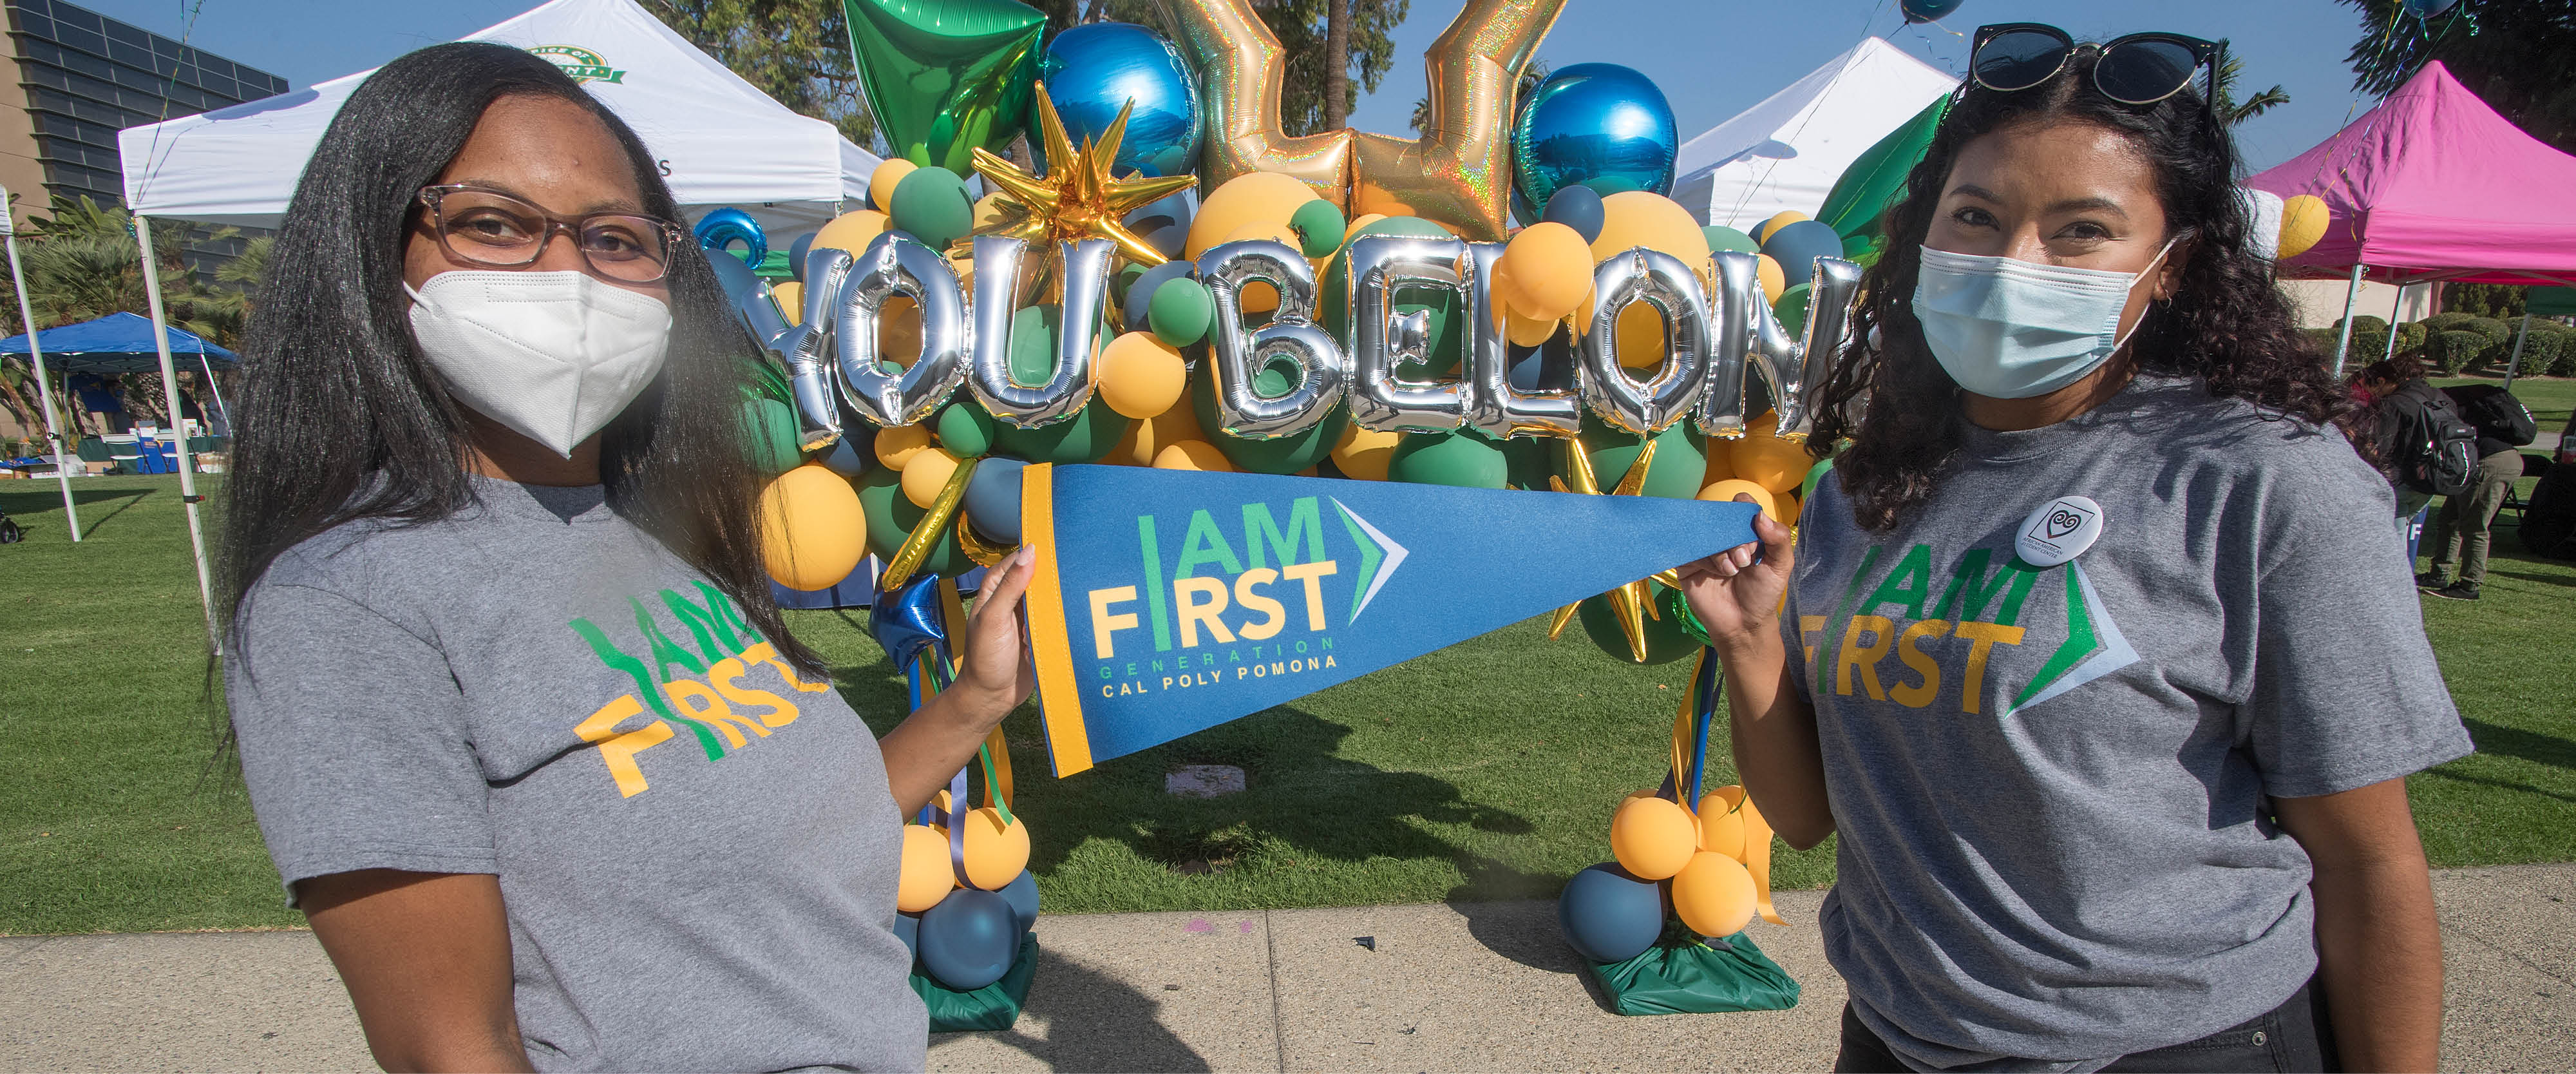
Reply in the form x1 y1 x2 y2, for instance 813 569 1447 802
1911 241 2173 399
406 270 674 457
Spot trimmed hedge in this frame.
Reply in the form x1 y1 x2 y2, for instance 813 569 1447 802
2512 329 2562 376
2430 330 2486 374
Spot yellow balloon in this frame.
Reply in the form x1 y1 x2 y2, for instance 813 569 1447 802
875 423 933 470
1099 332 1189 419
1615 302 1667 369
1113 396 1208 466
815 209 893 257
1698 797 1746 861
1755 254 1786 303
1779 490 1802 523
1730 416 1810 494
757 464 867 590
1332 424 1401 481
1188 171 1318 262
1702 439 1738 485
1497 222 1593 320
2278 194 2330 260
1218 220 1300 314
1155 439 1238 472
958 805 1032 890
1504 309 1558 348
868 158 918 216
1752 210 1809 246
895 824 952 912
1609 794 1698 881
1699 478 1781 523
900 446 960 509
1671 850 1758 937
1343 213 1389 249
771 280 804 326
1591 191 1714 265
879 294 923 369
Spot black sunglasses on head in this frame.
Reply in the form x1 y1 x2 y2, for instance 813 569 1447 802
1970 23 2225 115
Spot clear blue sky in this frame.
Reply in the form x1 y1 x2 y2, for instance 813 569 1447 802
80 0 2382 172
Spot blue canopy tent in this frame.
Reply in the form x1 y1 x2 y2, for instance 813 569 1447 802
1 311 235 430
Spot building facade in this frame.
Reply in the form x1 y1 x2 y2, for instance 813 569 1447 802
0 0 285 239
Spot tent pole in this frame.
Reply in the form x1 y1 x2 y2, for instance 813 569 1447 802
4 196 79 542
132 214 220 654
2383 278 2407 361
2504 312 2531 390
195 352 230 432
2332 263 2365 375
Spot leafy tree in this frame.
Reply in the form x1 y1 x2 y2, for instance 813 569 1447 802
641 0 878 148
1258 0 1410 137
2340 0 2576 154
2444 282 2524 319
2212 55 2289 128
0 197 238 436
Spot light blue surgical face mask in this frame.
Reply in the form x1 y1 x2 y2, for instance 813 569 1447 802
1911 240 2175 399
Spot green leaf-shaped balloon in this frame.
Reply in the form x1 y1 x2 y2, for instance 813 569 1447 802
842 0 1046 174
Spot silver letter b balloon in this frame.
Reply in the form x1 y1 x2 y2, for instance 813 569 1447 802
1199 239 1349 439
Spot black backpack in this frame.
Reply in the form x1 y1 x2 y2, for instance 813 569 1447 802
2443 384 2539 446
2521 462 2576 560
2395 390 2480 497
0 512 20 545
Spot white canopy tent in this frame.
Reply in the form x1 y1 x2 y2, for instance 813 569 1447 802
1671 37 1956 232
111 0 881 649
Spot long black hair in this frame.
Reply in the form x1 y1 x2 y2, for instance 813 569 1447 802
1810 48 2355 532
218 41 823 673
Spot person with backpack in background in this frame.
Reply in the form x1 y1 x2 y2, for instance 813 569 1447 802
2356 354 2470 550
2420 381 2539 600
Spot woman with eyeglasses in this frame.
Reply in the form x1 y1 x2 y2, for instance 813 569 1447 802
218 43 1034 1071
1681 26 2464 1074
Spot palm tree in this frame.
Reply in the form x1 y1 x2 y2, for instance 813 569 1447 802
2213 55 2291 127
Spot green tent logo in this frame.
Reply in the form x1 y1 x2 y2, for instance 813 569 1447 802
529 45 627 85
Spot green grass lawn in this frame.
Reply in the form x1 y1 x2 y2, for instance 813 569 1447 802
4 463 2571 935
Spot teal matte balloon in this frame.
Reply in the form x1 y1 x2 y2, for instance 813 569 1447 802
1577 412 1705 500
856 465 972 577
890 166 976 252
935 401 996 458
1557 862 1665 964
1289 198 1347 258
1148 278 1214 347
993 394 1131 465
1577 583 1698 664
1388 429 1508 488
1701 225 1759 254
741 395 802 475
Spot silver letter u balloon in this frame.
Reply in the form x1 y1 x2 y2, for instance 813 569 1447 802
966 236 1110 428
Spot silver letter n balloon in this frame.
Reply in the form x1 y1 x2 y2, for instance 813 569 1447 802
1199 238 1348 439
1701 251 1861 439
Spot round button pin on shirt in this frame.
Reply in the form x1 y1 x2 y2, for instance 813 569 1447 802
2016 495 2103 568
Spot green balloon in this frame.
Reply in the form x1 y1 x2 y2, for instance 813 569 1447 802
1701 225 1760 254
890 166 976 252
1289 199 1347 258
993 394 1131 464
1148 278 1215 347
1774 283 1814 338
1576 584 1700 665
1188 361 1343 474
741 394 802 475
855 465 973 577
1575 412 1706 499
1801 455 1837 503
1008 304 1059 383
1499 434 1556 490
1388 429 1508 488
935 400 996 458
844 0 1045 174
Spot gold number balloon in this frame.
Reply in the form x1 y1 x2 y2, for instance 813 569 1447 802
1153 0 1566 241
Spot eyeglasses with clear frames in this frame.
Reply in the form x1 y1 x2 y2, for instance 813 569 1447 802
415 185 682 283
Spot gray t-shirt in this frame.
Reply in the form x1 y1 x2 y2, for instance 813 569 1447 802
227 475 925 1071
1783 374 2470 1069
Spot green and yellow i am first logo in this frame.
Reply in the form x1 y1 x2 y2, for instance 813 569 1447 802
528 45 627 84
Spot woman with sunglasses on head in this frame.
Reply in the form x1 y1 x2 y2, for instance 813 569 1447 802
218 43 1034 1071
1680 25 2464 1074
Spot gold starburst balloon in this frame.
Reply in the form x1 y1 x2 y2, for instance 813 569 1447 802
967 83 1195 267
1547 438 1667 663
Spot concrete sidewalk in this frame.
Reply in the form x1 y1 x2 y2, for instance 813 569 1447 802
3 865 2568 1071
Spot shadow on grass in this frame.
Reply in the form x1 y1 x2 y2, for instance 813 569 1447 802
2420 764 2576 806
2462 716 2576 773
936 954 1211 1072
2480 566 2575 588
0 485 155 534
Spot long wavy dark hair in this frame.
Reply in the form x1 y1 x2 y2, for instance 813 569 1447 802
1810 48 2355 532
217 43 823 673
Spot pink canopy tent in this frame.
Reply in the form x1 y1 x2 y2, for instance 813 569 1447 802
2249 61 2576 370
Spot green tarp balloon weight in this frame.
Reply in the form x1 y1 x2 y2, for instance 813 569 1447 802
1816 95 1950 267
914 934 1041 1032
842 0 1046 173
1582 928 1801 1017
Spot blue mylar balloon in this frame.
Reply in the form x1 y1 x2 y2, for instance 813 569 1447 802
787 231 817 282
694 207 766 266
895 910 920 961
918 888 1019 991
1900 0 1965 23
869 572 950 674
1039 23 1202 178
997 869 1040 938
1557 861 1665 964
1513 64 1679 209
962 455 1025 544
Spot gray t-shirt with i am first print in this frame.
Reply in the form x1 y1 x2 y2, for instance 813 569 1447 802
1781 374 2470 1071
226 475 925 1072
